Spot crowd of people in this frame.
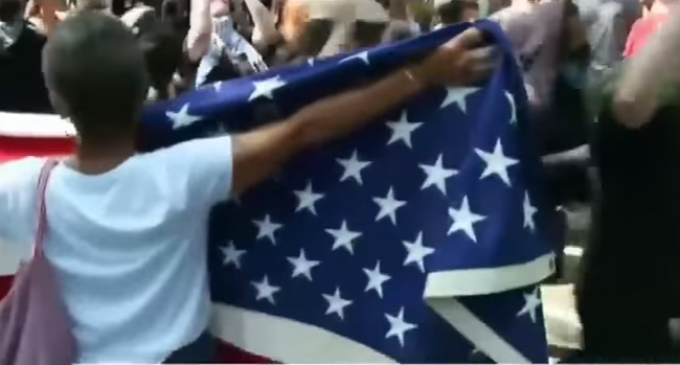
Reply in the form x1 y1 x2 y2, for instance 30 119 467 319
0 0 680 362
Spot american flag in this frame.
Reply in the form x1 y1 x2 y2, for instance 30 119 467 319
0 20 554 363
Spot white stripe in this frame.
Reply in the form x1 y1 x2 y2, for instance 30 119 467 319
563 245 583 257
210 304 397 363
425 252 555 297
0 112 75 138
428 298 530 363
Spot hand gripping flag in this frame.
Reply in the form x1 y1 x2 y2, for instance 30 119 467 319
0 20 555 363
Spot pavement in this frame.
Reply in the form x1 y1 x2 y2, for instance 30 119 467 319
542 205 590 357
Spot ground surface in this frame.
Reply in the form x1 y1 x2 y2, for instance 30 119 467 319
542 205 590 358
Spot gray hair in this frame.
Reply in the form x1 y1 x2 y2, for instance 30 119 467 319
43 11 148 140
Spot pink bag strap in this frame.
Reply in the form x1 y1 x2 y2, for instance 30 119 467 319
34 159 59 255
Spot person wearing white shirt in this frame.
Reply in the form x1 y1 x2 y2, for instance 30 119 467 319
0 9 496 364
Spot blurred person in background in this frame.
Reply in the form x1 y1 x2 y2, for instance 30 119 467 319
185 0 269 87
574 1 680 362
490 0 539 24
24 0 69 34
379 0 423 39
0 0 51 112
624 0 676 57
576 0 641 88
498 0 592 279
271 0 332 63
432 0 479 28
0 10 496 363
121 4 183 101
499 0 591 166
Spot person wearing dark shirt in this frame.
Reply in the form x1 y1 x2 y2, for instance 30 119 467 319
0 0 51 113
122 5 183 100
576 93 680 362
434 0 479 27
573 2 680 361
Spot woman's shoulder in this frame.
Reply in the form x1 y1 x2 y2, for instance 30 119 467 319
0 157 46 200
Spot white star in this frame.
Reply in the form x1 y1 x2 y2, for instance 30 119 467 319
337 150 371 185
386 111 422 149
248 76 287 101
505 91 517 124
385 308 417 347
326 220 362 254
523 192 538 232
213 81 223 92
373 187 406 225
448 196 486 242
252 276 281 304
474 139 519 186
516 287 542 323
340 50 369 65
294 182 324 215
322 287 352 319
363 261 391 298
252 215 283 244
440 87 479 113
307 58 315 66
220 241 246 269
287 249 320 281
166 103 202 129
419 154 458 196
403 231 435 272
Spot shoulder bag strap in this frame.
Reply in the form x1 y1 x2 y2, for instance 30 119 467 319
34 159 58 257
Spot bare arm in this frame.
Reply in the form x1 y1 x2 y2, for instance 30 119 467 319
227 27 494 197
388 0 409 21
185 0 212 62
243 0 280 49
230 69 423 195
613 7 680 128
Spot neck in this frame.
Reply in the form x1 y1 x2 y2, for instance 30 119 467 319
72 138 136 175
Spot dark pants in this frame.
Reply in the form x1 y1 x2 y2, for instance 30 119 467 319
576 262 678 362
163 331 218 364
578 309 673 362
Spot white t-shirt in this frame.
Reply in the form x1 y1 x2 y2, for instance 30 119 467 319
0 136 234 363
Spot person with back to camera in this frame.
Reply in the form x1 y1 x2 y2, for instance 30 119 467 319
0 10 497 364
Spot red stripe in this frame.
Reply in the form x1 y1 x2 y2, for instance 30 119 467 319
0 275 11 300
219 341 279 363
0 136 75 162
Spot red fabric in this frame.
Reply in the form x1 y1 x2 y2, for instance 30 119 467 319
0 136 76 163
0 276 12 300
218 341 279 363
624 14 670 58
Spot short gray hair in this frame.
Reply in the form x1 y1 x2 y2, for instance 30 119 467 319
43 11 148 140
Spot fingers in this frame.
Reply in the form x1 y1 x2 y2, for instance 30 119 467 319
467 46 498 71
458 46 499 85
451 27 487 49
424 28 499 86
